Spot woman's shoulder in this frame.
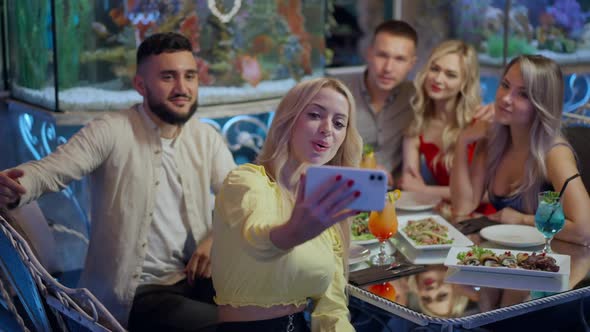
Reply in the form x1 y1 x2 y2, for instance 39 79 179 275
546 137 576 160
545 137 579 180
225 163 275 188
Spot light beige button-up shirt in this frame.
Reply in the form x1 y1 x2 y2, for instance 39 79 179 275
15 104 236 325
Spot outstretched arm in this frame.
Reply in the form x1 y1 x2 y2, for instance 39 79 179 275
3 118 115 209
450 121 489 216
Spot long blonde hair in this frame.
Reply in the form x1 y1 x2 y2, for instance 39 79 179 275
256 77 363 269
409 40 481 170
486 55 564 213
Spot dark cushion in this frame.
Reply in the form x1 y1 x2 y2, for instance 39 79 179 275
563 126 590 192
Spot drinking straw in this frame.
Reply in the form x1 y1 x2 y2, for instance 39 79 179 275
545 173 580 222
558 173 580 199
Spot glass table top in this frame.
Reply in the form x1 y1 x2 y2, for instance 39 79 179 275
349 221 590 322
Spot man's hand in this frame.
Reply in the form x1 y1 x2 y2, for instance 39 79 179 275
185 235 213 285
0 169 26 208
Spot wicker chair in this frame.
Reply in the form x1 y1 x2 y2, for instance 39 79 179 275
0 211 125 331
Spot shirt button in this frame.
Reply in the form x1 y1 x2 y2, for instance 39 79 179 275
149 212 153 217
155 150 161 154
155 181 160 186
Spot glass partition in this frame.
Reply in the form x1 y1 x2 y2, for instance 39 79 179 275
7 0 326 112
7 1 56 110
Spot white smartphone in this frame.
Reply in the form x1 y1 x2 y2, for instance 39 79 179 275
304 165 388 211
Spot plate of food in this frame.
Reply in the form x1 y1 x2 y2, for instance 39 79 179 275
349 244 371 265
395 191 441 211
444 246 570 278
480 224 545 248
351 212 378 245
398 214 473 250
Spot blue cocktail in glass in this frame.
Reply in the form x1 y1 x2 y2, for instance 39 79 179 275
534 191 565 253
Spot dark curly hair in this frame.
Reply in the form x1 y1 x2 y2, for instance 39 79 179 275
136 32 193 66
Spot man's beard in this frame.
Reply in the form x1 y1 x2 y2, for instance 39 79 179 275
147 92 198 125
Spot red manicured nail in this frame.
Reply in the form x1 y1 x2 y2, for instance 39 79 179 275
335 174 342 181
347 180 355 187
354 191 361 197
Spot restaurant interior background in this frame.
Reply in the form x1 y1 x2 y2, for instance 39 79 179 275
0 0 589 279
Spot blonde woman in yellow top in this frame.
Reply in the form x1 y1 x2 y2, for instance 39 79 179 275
212 77 363 331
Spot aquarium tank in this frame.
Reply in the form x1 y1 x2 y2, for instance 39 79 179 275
451 0 590 66
325 0 395 67
6 0 326 112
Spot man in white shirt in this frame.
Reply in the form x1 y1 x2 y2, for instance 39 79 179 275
0 32 236 331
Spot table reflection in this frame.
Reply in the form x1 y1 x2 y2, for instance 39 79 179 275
354 222 590 320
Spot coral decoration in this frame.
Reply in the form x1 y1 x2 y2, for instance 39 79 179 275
277 0 312 74
547 0 587 33
195 57 215 86
237 55 263 87
180 12 201 52
251 35 274 54
109 8 130 27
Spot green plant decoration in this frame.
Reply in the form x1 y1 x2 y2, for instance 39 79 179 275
487 35 535 58
12 1 49 89
55 0 92 89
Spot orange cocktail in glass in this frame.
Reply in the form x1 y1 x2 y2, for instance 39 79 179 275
360 144 377 169
369 191 400 265
368 282 397 302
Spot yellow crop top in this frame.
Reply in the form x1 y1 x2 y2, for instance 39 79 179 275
211 164 354 331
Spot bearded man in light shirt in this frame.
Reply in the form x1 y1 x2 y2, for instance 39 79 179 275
0 32 236 331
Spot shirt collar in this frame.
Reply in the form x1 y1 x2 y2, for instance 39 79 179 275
360 69 400 106
138 103 159 131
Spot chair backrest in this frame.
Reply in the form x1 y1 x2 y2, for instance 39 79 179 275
0 211 52 332
8 202 62 274
563 126 590 192
0 212 126 332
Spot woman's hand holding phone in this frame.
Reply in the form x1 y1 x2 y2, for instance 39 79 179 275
270 173 360 250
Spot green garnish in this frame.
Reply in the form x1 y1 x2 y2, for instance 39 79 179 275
456 246 494 261
351 212 373 240
541 191 560 204
363 144 374 155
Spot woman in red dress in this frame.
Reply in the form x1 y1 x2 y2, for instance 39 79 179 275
400 40 495 215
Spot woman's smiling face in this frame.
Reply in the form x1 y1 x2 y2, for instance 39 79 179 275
289 87 350 166
494 62 535 126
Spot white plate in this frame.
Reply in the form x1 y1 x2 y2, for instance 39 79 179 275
391 236 448 265
349 244 371 265
445 267 568 292
398 214 474 250
395 191 441 211
480 224 545 248
444 247 570 278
